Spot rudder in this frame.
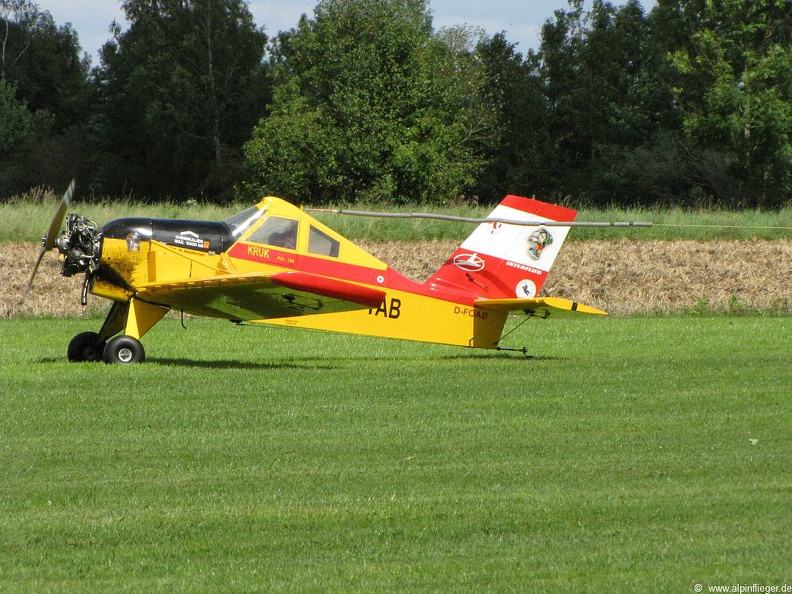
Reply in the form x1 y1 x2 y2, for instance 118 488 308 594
425 195 576 300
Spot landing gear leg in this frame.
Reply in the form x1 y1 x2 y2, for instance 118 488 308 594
66 302 126 363
66 299 168 364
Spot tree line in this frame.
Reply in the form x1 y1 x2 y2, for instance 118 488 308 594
2 0 791 208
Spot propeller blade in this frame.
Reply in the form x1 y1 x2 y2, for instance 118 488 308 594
43 178 75 250
21 179 76 303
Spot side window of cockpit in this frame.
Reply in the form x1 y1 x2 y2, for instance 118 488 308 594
248 217 299 249
308 226 340 257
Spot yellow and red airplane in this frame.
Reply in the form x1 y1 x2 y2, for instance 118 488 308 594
24 181 614 363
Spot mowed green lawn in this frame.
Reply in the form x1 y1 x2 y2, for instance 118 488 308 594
1 315 790 593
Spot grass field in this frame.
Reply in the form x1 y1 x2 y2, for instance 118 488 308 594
1 315 790 592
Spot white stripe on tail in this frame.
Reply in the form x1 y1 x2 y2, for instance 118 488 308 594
425 195 576 300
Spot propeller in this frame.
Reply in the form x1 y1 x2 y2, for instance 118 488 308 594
21 179 76 303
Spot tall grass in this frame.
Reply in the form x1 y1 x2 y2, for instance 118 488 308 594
2 190 791 242
574 204 792 240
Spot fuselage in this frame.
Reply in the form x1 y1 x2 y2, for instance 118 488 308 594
41 189 604 364
90 197 511 349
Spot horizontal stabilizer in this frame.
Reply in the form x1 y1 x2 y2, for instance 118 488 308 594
474 297 607 318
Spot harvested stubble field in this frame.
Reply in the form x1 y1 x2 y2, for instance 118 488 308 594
3 239 790 318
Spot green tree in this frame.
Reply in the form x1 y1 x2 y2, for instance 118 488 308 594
1 1 94 194
244 0 495 204
0 78 36 194
93 0 269 199
537 0 677 205
473 34 552 201
538 0 590 195
2 1 90 126
583 0 682 204
664 0 792 207
1 0 38 81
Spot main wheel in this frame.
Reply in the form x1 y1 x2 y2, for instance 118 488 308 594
103 335 145 364
67 331 106 362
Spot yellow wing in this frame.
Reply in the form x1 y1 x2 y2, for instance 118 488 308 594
474 297 607 319
135 271 386 322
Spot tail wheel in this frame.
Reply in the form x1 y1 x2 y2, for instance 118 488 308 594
67 331 106 362
103 335 145 364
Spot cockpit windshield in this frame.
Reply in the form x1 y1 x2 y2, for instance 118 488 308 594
223 205 266 239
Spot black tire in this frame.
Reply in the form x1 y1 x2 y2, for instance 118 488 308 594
67 332 106 362
103 335 145 364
